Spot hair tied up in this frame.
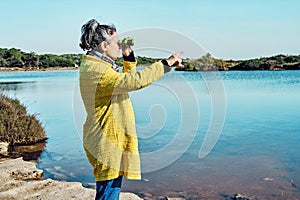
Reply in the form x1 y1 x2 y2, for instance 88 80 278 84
79 19 116 51
91 21 99 32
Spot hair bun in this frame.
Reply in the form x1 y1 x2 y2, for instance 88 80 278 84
91 21 98 32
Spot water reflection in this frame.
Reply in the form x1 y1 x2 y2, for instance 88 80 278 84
7 141 46 161
0 81 35 91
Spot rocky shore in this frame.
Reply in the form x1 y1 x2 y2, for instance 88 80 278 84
0 157 143 200
0 157 188 200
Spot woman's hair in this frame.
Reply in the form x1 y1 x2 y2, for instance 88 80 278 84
79 19 116 51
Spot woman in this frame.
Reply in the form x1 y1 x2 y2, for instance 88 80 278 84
79 19 182 200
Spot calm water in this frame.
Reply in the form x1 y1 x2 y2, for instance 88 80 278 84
1 69 300 199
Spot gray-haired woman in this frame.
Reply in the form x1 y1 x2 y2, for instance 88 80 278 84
79 19 182 200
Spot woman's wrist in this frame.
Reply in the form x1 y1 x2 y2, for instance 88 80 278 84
161 59 170 66
161 59 172 73
123 51 135 62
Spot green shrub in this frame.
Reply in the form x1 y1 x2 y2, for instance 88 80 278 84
0 94 46 145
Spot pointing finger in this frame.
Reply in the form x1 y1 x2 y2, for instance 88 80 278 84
176 51 184 57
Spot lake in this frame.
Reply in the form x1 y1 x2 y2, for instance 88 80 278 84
1 69 299 199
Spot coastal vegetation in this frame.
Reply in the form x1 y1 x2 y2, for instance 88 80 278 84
0 48 80 70
178 53 239 71
0 47 300 71
0 48 160 70
178 53 300 71
0 93 46 145
229 54 300 70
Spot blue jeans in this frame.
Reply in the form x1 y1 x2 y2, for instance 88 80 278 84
95 176 123 200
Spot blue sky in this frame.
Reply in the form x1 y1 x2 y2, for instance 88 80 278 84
0 0 299 59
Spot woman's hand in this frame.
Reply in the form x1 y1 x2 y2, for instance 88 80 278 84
165 51 183 67
121 45 132 57
121 37 133 57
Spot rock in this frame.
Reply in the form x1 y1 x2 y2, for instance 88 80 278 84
138 192 153 200
290 179 298 188
120 192 143 200
82 182 96 188
0 142 9 156
0 178 95 200
168 198 185 200
8 141 46 161
262 177 274 181
0 157 43 180
222 193 251 200
0 158 143 200
231 193 251 200
156 196 168 200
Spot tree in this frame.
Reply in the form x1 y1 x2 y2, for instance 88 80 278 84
5 48 24 67
0 58 8 67
23 52 39 69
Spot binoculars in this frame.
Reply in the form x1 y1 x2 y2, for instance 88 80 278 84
118 37 134 46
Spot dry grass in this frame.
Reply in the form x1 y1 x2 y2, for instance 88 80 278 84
0 93 46 145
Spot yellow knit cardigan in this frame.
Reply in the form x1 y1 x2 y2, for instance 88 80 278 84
79 55 165 181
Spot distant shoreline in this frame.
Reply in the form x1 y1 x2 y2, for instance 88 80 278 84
2 47 299 72
0 66 79 72
1 52 300 72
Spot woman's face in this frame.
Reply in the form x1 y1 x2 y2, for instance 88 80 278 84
103 32 121 60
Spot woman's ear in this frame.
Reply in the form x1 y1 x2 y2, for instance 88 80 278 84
99 41 108 52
